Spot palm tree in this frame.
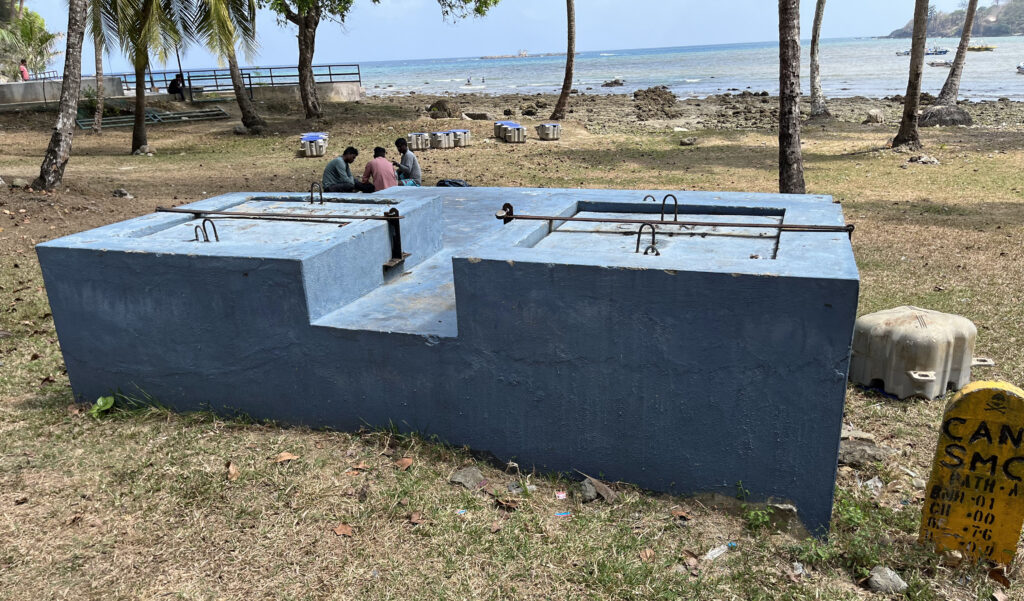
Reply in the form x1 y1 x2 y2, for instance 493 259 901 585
893 0 929 149
87 0 106 133
33 0 87 190
194 0 266 130
778 0 805 194
549 0 574 121
809 0 829 118
937 0 979 106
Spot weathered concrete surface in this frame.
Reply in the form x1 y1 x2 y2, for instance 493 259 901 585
37 187 859 534
0 76 123 104
251 82 364 104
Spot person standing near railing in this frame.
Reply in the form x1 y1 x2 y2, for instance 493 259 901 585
19 59 29 82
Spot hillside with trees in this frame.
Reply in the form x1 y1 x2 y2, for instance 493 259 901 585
888 0 1024 37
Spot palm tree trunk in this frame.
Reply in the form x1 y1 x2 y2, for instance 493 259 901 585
893 0 929 149
131 57 148 152
227 46 265 129
549 0 574 121
809 0 829 117
937 0 978 106
296 9 321 119
92 30 104 134
32 0 87 191
778 0 805 194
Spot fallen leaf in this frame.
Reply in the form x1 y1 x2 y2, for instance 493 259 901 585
671 509 692 521
639 548 655 563
398 497 410 506
495 498 519 512
409 512 426 525
395 457 413 471
988 565 1011 588
380 447 395 457
274 452 299 463
332 523 354 537
344 469 362 476
352 462 369 470
682 550 700 571
226 461 240 481
66 404 82 416
490 520 503 533
992 591 1008 601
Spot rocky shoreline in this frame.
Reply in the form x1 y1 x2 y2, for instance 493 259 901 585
364 89 1024 134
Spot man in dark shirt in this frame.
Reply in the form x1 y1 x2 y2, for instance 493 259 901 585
323 147 372 193
167 73 185 100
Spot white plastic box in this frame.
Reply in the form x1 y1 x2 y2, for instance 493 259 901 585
502 125 526 143
408 133 430 151
849 306 990 400
430 131 454 149
451 129 472 147
536 123 561 141
301 138 327 158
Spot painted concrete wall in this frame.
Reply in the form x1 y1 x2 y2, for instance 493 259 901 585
0 76 124 104
37 188 859 534
251 82 364 104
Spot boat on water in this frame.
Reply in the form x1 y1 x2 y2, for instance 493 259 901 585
896 49 911 56
1017 62 1024 74
968 41 996 51
925 47 950 56
928 60 953 68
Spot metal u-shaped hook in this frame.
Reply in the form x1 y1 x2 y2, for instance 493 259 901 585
642 194 656 203
661 194 678 222
635 223 658 254
193 225 209 242
201 218 219 242
310 181 323 205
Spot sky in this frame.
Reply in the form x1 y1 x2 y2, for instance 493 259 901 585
30 0 975 75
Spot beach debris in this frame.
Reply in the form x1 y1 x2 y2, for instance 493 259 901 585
112 188 133 199
863 476 884 495
554 511 572 518
555 490 567 500
908 154 941 165
455 509 467 515
634 86 681 120
862 109 886 125
838 439 894 468
866 566 908 594
601 78 625 87
450 466 486 490
702 544 731 561
507 481 537 495
920 104 973 127
680 137 698 147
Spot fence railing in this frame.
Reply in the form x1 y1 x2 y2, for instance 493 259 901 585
185 72 254 102
30 70 60 81
113 64 361 98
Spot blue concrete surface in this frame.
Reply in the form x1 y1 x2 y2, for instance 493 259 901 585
37 187 859 534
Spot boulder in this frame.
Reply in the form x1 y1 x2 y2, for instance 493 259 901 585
919 104 973 128
866 566 908 594
680 137 698 147
112 188 134 199
838 439 894 469
601 79 625 88
427 99 458 119
863 109 885 125
449 466 486 490
10 177 29 188
579 479 599 502
463 112 491 120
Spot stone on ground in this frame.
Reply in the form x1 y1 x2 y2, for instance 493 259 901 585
919 104 973 128
579 478 599 502
866 566 908 594
112 188 133 199
838 439 894 469
450 466 485 490
428 99 458 119
863 109 885 124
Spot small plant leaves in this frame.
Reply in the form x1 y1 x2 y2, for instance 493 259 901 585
332 523 354 537
274 452 299 463
226 461 240 481
88 396 115 418
639 548 655 563
395 457 413 471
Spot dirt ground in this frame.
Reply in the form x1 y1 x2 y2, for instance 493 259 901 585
1 92 1024 600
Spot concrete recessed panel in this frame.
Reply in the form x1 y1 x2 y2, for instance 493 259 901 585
37 187 859 535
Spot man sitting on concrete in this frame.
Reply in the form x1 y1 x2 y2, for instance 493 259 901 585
361 147 398 192
323 147 373 193
392 138 422 186
167 73 185 101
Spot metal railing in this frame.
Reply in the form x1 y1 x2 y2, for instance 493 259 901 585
185 72 254 102
29 70 60 81
113 63 361 99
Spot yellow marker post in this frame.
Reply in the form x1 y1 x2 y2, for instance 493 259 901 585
920 381 1024 563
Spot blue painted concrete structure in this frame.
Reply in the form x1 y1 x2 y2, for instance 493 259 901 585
37 188 859 534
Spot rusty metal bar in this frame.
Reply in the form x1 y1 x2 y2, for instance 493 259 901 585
157 206 403 222
495 203 854 237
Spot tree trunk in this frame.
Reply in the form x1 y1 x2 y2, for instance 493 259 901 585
227 46 266 129
92 30 104 134
809 0 829 117
893 0 929 149
937 0 978 106
32 0 87 191
778 0 805 194
131 57 148 152
549 0 574 121
296 8 321 119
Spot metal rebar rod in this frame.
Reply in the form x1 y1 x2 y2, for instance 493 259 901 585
156 207 403 222
495 204 853 236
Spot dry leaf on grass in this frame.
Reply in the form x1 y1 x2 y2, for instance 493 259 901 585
226 461 240 481
395 457 413 471
409 512 426 525
639 548 655 563
274 452 299 463
494 498 519 512
988 565 1011 588
671 509 692 521
490 520 503 533
332 523 354 537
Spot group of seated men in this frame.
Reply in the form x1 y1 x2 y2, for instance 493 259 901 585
322 138 422 193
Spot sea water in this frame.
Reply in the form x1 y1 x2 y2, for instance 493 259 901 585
356 37 1024 100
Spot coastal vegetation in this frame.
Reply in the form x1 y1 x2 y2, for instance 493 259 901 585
889 0 1024 38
